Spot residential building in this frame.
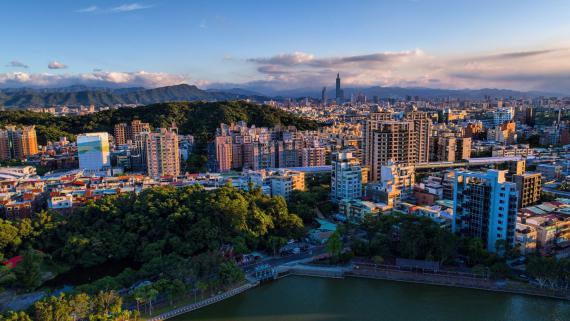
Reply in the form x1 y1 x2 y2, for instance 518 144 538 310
330 151 362 203
0 125 39 161
114 120 151 146
536 164 562 180
452 170 518 252
77 133 111 171
363 111 431 181
513 173 542 208
270 170 305 200
146 127 180 178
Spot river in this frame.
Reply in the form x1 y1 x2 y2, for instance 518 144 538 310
172 276 570 321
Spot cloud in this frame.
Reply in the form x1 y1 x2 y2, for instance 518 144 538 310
236 47 570 94
6 61 29 68
248 50 423 68
77 5 99 13
77 3 152 14
248 52 316 66
93 68 103 72
48 61 67 69
110 3 153 13
0 71 201 89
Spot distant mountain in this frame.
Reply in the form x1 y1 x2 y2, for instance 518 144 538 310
0 84 269 108
1 83 564 108
206 87 264 96
233 85 564 100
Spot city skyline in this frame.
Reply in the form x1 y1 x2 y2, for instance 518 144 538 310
1 0 570 93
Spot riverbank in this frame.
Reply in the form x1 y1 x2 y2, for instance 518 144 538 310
145 281 258 321
145 261 569 320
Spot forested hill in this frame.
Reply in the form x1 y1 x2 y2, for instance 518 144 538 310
0 84 268 108
0 101 319 146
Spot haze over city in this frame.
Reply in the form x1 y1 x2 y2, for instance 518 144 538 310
1 0 570 94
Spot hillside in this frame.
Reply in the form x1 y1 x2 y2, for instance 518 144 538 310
0 84 268 108
0 101 319 147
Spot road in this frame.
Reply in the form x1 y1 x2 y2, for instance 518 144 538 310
242 245 327 274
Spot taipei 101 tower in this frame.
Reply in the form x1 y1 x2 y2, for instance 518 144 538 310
335 73 344 104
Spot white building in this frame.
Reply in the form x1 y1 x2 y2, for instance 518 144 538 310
493 107 514 126
331 151 362 203
270 170 305 200
452 170 518 252
77 133 111 172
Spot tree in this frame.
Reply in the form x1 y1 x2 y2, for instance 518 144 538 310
34 294 73 321
69 293 91 321
490 262 511 279
15 249 42 290
138 286 159 316
92 291 122 316
267 236 287 256
219 262 245 286
196 281 208 300
326 231 343 262
2 311 33 321
0 265 16 288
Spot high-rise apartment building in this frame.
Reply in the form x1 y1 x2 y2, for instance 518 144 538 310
493 107 514 126
513 173 542 208
331 151 362 203
452 170 518 252
77 133 111 171
0 125 38 161
114 123 128 145
146 127 180 178
114 120 151 146
430 136 471 162
363 111 431 181
301 147 326 167
210 122 323 172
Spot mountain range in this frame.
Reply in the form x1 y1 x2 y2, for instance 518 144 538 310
0 84 268 108
0 84 564 108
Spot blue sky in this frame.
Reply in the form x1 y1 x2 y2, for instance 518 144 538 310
1 0 570 93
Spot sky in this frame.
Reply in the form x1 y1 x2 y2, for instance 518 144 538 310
1 0 570 93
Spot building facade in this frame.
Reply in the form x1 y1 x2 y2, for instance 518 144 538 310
452 170 518 252
331 151 362 203
146 127 180 178
77 133 111 171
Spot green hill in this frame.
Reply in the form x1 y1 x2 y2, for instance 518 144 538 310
0 101 319 148
0 84 266 108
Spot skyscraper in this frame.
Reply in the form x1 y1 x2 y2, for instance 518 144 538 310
114 120 151 146
452 170 518 252
331 151 362 203
363 111 432 181
146 127 180 178
335 73 343 104
77 132 111 171
321 86 327 106
0 125 39 161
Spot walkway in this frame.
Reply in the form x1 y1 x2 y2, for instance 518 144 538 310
147 282 258 321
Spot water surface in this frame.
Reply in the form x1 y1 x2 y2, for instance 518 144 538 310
174 276 570 321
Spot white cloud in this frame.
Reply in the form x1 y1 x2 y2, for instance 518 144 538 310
243 48 570 94
0 71 198 88
110 3 153 13
76 6 99 13
6 61 29 68
48 61 67 69
77 3 152 14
